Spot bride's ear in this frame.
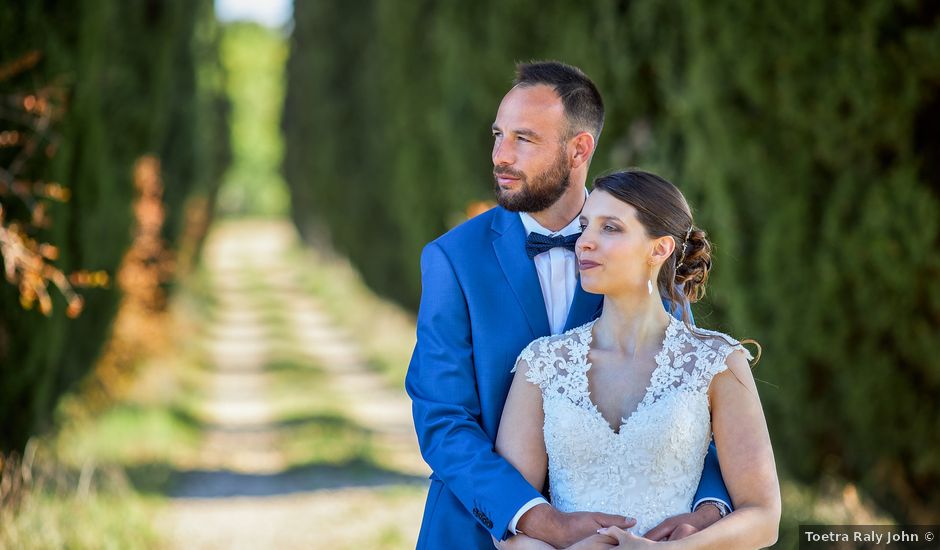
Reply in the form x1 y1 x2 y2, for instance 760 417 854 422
649 235 676 266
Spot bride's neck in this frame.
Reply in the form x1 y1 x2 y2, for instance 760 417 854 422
594 291 671 356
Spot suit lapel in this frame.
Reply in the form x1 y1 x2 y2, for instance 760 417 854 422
563 275 604 332
491 208 550 338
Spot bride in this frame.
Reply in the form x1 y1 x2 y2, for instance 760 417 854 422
495 170 781 549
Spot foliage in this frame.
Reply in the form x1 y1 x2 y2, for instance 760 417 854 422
282 0 940 524
0 0 229 451
216 22 290 218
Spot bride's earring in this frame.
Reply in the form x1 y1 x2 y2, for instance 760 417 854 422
647 259 655 295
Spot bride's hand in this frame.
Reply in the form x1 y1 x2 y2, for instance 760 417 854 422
596 527 657 549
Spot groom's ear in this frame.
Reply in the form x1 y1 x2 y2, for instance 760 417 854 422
569 131 595 168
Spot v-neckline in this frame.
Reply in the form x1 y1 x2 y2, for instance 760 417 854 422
580 316 677 435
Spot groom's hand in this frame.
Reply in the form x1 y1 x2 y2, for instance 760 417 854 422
517 503 636 548
642 504 722 541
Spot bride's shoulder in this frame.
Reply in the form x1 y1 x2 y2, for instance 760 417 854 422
677 322 745 352
676 322 755 373
686 326 761 395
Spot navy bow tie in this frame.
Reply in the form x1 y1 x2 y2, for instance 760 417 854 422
524 232 581 259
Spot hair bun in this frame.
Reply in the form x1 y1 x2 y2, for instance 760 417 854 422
675 228 711 303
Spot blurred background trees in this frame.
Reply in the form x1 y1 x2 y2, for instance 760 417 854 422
0 0 229 450
282 0 940 527
215 21 289 218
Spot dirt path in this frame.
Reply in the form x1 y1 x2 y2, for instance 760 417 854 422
158 220 429 549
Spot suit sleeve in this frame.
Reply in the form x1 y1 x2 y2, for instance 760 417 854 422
405 242 543 540
693 441 733 509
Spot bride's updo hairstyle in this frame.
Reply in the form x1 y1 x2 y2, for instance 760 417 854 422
592 169 712 316
594 169 762 364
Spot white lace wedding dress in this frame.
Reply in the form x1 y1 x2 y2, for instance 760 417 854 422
514 316 750 535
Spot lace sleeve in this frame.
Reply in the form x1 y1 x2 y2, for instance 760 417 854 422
510 325 593 392
675 327 756 395
704 336 754 382
511 339 550 389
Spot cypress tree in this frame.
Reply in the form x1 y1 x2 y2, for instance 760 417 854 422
0 0 229 451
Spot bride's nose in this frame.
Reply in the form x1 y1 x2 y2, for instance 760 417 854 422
576 232 594 253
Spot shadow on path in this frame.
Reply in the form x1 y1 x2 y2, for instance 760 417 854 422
169 460 427 499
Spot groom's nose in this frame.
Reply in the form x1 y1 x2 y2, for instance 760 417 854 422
492 139 516 167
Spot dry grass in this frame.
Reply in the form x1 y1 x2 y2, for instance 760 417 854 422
0 437 161 549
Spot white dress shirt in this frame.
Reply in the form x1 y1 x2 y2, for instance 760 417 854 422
519 212 581 335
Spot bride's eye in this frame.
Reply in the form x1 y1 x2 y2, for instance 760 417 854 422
578 223 587 230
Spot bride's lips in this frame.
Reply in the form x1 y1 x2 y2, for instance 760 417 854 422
579 260 600 270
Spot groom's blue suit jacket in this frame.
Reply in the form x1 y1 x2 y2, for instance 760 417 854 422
406 206 730 549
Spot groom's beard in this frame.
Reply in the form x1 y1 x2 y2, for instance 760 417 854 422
494 150 571 213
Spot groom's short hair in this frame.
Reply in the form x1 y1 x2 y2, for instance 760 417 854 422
513 61 605 142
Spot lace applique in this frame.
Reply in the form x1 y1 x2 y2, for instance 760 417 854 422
511 317 749 535
513 325 593 409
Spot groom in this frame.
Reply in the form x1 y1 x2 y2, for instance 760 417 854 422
406 61 731 549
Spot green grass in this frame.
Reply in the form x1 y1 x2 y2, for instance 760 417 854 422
57 403 200 467
0 366 203 548
286 245 416 386
278 414 377 469
258 354 378 469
